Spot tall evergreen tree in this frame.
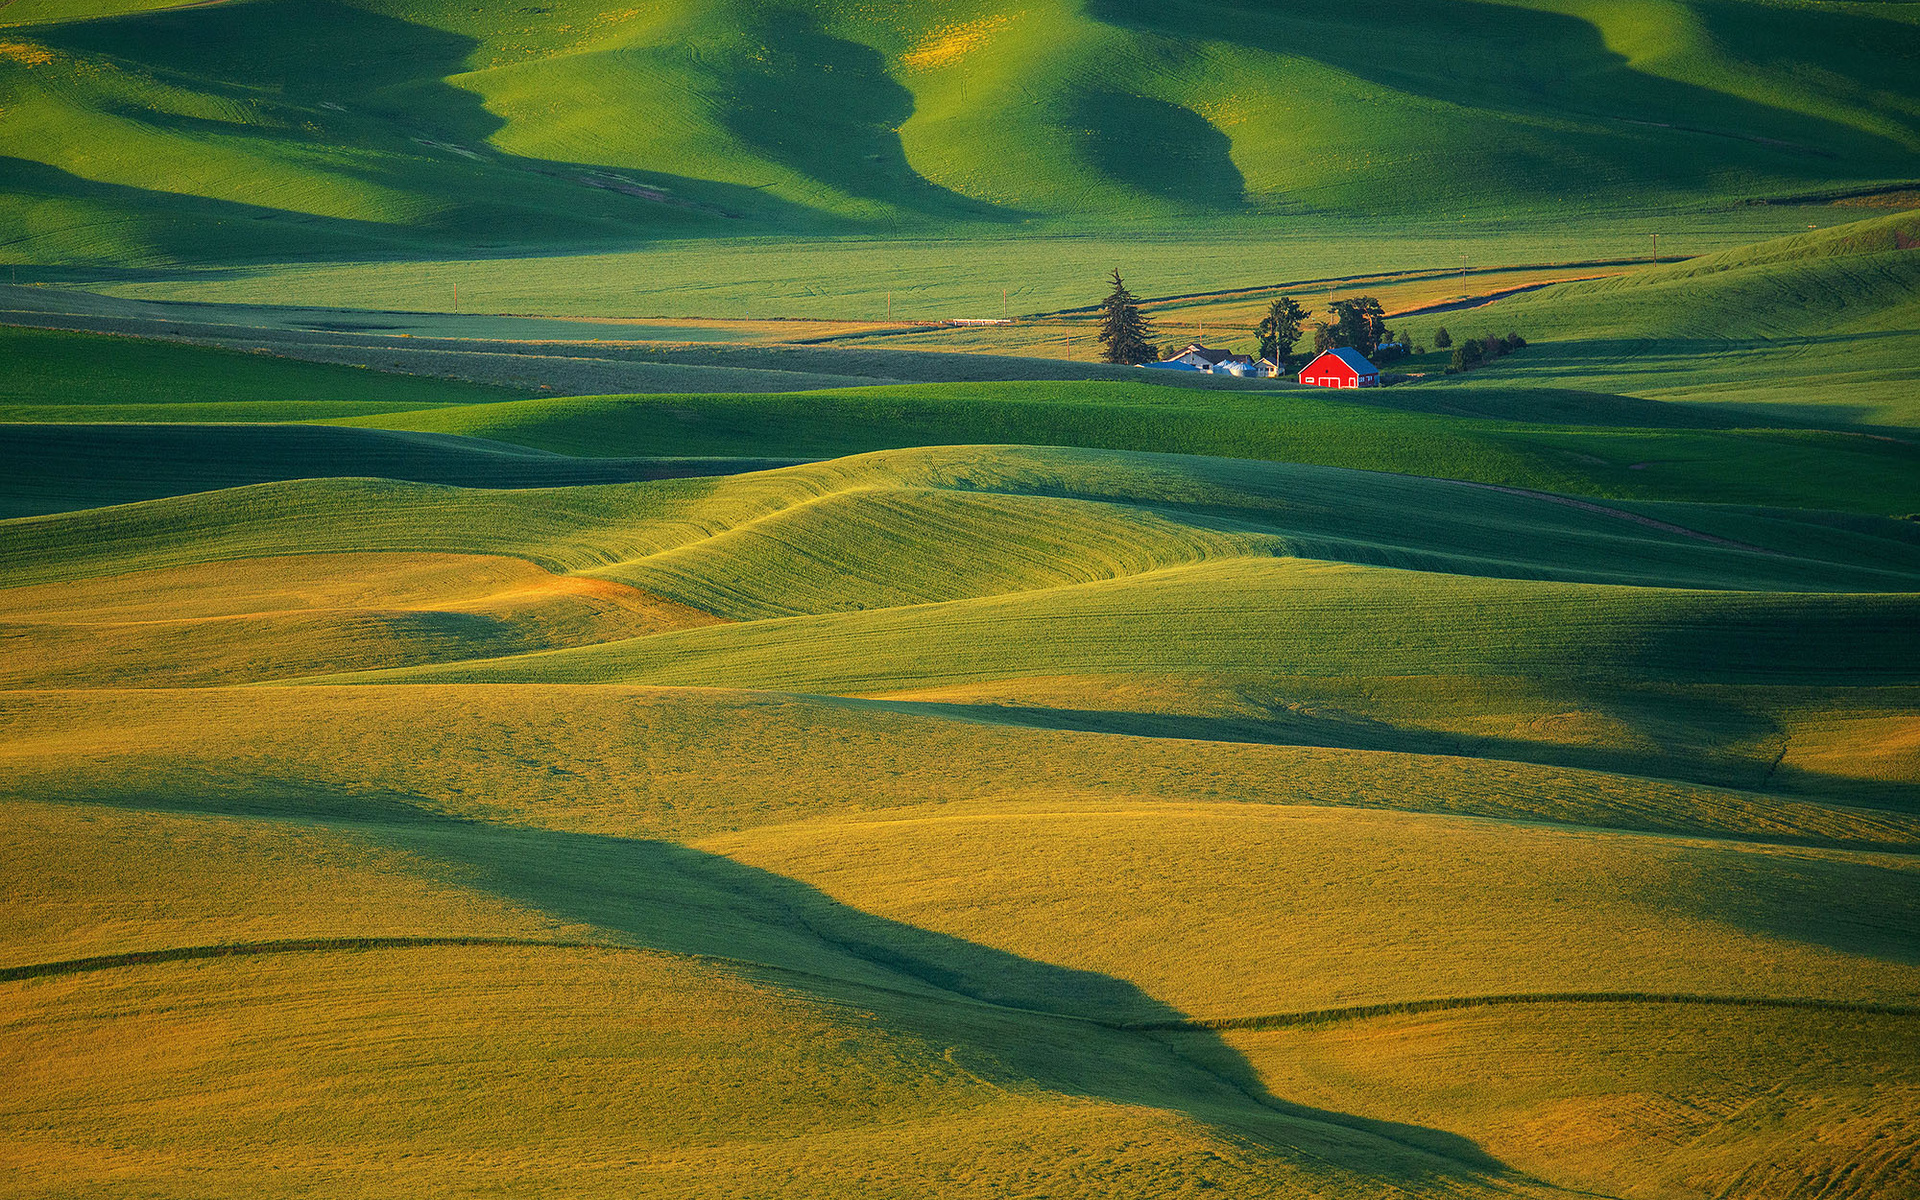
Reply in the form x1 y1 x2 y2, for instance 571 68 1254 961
1096 269 1157 365
1256 296 1307 362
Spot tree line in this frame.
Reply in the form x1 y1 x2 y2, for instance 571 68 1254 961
1095 271 1522 372
1434 326 1527 372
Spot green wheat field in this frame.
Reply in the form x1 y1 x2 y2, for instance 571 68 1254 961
2 1 1918 1196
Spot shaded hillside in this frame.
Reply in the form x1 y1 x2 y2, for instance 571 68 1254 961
0 0 1915 261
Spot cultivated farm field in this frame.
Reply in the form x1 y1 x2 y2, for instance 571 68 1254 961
3 1 1919 1196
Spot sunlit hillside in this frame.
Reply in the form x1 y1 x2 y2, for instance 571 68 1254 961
1 0 1916 263
5 431 1918 1195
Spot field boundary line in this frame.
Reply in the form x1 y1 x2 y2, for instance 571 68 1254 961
1446 479 1781 554
0 937 1109 1025
1118 991 1920 1032
0 937 609 983
1042 258 1687 315
9 941 1916 1038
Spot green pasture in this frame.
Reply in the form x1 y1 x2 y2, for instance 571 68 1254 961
3 0 1916 271
334 380 1920 516
81 210 1855 318
0 423 798 519
1396 209 1920 426
0 322 517 416
10 447 1919 594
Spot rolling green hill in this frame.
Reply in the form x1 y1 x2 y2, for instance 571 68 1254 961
0 321 519 418
1 0 1915 266
332 378 1920 515
1397 208 1920 426
0 422 795 518
6 445 1916 806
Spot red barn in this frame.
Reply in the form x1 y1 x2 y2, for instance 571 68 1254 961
1298 348 1380 388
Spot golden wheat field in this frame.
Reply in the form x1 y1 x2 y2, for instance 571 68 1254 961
5 1 1920 1193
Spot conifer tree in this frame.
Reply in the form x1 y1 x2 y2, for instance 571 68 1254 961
1096 269 1157 365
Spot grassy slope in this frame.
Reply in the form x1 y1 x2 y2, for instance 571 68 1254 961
6 445 1915 808
10 448 1920 594
1217 1003 1920 1199
339 378 1920 515
0 321 519 416
327 552 1920 799
2 0 1915 267
4 698 1916 1196
1396 208 1920 426
0 423 797 519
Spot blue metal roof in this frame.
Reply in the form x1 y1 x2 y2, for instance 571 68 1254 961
1327 348 1378 373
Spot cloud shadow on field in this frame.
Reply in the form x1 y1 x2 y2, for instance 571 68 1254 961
45 779 1535 1192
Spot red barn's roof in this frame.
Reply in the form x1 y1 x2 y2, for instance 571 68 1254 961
1306 349 1378 375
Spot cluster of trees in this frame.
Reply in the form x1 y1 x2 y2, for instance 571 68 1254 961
1310 297 1389 357
1095 272 1516 375
1095 272 1385 368
1259 294 1408 362
1444 329 1527 372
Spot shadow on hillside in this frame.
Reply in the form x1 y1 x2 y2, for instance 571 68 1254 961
0 423 785 520
32 0 1006 260
55 778 1531 1190
857 695 1920 824
1087 0 1916 188
1070 89 1246 211
721 7 1011 222
0 156 446 265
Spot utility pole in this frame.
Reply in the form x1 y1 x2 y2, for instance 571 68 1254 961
1065 329 1071 361
886 290 892 321
452 281 458 314
1650 233 1659 262
1002 287 1008 320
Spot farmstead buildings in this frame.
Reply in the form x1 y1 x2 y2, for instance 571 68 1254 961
1151 343 1259 375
